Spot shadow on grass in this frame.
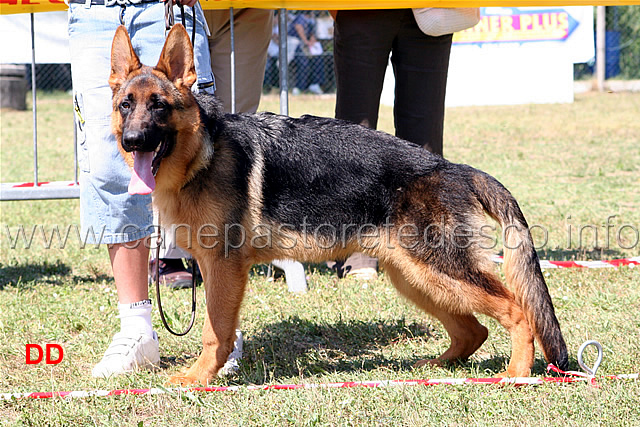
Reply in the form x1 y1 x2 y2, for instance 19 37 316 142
156 315 575 382
0 260 110 289
159 353 199 370
458 355 562 378
240 317 575 383
239 316 437 382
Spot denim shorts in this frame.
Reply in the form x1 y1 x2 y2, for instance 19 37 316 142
68 1 214 244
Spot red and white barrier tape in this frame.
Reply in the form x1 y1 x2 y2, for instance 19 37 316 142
2 367 637 401
492 255 639 269
5 181 79 189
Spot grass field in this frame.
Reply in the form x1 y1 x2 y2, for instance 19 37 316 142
1 91 639 425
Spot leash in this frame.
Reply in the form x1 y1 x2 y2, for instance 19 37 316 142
166 0 214 93
164 0 197 46
154 2 201 336
153 231 198 336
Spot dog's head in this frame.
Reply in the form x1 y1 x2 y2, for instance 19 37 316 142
109 24 198 195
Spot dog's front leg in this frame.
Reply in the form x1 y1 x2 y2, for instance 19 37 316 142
168 256 249 386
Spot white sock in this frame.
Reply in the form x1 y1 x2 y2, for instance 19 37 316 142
118 299 153 337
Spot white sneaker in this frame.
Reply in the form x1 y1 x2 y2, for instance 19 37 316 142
308 83 323 95
218 329 243 377
92 331 160 378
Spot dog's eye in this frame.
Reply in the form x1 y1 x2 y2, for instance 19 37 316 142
120 101 130 110
152 101 166 110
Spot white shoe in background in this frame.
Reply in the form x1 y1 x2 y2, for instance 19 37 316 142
308 84 323 95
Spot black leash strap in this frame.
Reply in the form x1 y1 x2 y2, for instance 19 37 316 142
154 229 197 336
155 3 199 336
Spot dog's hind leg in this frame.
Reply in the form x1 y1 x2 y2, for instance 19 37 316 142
474 290 535 377
383 259 535 376
413 310 489 369
383 263 489 367
168 256 249 386
429 256 535 377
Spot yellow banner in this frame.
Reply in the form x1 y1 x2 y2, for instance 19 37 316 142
1 0 639 15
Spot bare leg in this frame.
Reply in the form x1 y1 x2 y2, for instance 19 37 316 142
108 241 150 303
92 240 158 378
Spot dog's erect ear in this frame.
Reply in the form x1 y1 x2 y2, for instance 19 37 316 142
109 26 142 94
155 24 197 90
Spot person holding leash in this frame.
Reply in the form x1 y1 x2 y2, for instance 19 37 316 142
68 0 216 378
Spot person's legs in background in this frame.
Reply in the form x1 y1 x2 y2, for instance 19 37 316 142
205 8 272 113
307 54 325 95
150 5 218 289
332 10 451 279
332 10 403 280
69 3 156 378
290 48 309 95
391 10 452 156
263 54 279 92
334 10 397 129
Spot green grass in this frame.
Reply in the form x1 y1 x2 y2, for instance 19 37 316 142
1 92 639 426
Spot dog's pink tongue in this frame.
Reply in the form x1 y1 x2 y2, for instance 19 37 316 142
128 152 156 195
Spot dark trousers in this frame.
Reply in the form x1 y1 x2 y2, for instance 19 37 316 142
333 9 452 156
333 10 452 273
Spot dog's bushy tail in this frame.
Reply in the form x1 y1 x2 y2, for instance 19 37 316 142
470 169 569 370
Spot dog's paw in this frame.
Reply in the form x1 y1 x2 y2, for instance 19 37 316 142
493 368 530 378
167 374 201 386
413 358 444 369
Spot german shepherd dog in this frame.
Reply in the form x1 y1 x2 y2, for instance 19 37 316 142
109 24 568 385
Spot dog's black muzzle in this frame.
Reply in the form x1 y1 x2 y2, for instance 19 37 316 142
121 129 157 153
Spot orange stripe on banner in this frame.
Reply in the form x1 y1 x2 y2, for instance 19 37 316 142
2 0 640 16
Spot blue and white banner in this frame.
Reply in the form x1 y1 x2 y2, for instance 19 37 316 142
454 7 595 63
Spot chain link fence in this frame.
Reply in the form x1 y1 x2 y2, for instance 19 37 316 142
574 5 640 81
25 63 72 92
5 7 639 96
263 10 335 95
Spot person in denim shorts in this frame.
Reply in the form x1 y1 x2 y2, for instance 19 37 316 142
68 0 215 378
